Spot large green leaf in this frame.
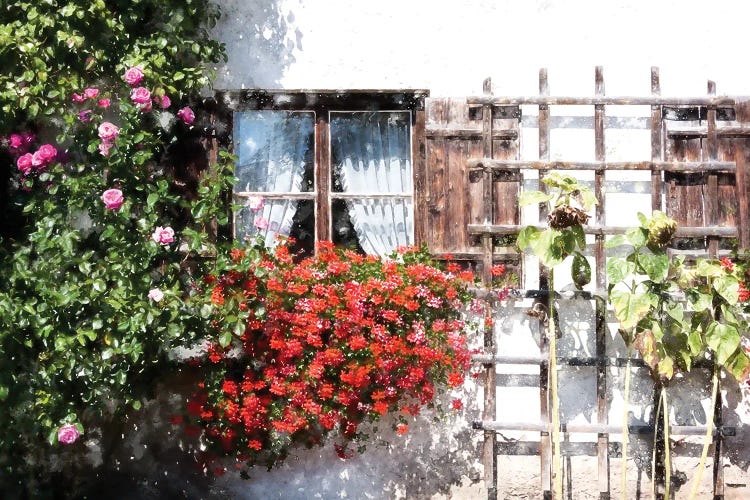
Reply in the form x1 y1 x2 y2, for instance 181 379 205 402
638 252 669 283
610 289 653 330
706 323 740 365
713 275 739 305
519 190 553 207
606 257 635 285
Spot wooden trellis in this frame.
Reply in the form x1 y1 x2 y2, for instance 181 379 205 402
425 68 750 499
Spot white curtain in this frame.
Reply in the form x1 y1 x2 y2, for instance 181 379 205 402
234 111 313 246
332 112 414 256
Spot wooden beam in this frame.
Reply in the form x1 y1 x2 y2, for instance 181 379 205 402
706 81 720 258
593 66 610 500
467 96 736 106
413 108 427 246
315 114 331 243
538 67 553 500
651 67 663 212
426 126 518 140
467 159 736 172
467 223 738 238
667 126 750 139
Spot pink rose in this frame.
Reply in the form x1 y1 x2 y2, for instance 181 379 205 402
138 100 153 113
16 153 33 175
98 141 113 157
148 288 164 302
151 226 175 245
254 217 269 230
98 98 110 109
124 66 144 87
101 188 124 210
9 134 23 149
130 87 151 105
246 196 264 211
57 424 80 445
176 106 195 125
98 122 119 142
34 144 57 168
31 150 46 168
83 87 99 99
159 95 171 109
72 93 85 103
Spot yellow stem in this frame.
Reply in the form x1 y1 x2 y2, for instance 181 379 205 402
687 369 718 500
620 348 632 500
549 269 562 498
651 385 663 500
663 388 671 499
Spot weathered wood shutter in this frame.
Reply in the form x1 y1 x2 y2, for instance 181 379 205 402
423 93 520 262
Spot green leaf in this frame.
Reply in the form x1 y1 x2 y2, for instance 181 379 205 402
706 323 740 365
147 193 159 208
571 252 591 290
218 330 232 348
638 252 669 283
657 356 674 379
606 257 635 285
727 352 750 381
688 292 713 312
713 275 739 305
696 260 723 278
687 329 702 355
516 226 541 251
610 289 653 330
625 227 647 248
605 234 627 249
571 224 586 251
519 190 553 207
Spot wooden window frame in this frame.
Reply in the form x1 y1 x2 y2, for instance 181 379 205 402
212 89 429 248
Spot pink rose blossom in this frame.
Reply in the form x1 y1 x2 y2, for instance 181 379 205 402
31 150 46 168
16 153 33 175
83 87 99 99
130 87 151 105
151 226 175 245
138 100 153 113
124 66 145 87
101 189 124 210
9 134 23 149
98 122 119 142
72 93 85 103
159 95 171 109
246 196 264 211
57 424 80 445
98 98 110 109
176 106 195 125
148 288 164 302
98 142 113 157
254 217 269 230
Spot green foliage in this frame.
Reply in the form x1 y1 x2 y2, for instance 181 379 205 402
517 173 595 283
607 211 750 382
0 0 229 490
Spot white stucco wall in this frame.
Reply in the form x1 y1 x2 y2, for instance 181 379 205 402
202 1 750 497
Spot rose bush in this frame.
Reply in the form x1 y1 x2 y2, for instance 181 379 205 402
179 241 477 474
0 1 230 493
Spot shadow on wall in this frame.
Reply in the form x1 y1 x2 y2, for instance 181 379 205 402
211 0 302 90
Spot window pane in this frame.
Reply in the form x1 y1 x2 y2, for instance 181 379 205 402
233 110 314 193
330 111 412 194
329 111 413 256
235 199 315 257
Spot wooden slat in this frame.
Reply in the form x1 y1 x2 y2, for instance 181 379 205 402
413 108 427 246
538 67 553 500
467 96 736 106
426 126 518 140
651 67 663 211
315 115 330 242
736 102 750 250
426 98 448 251
467 159 736 172
667 126 750 139
467 224 738 238
593 66 609 500
480 77 497 500
706 81 719 257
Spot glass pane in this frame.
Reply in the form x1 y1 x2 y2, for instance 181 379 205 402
330 111 412 194
235 199 314 257
233 110 314 193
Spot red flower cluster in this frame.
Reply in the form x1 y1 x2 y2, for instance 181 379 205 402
183 242 475 469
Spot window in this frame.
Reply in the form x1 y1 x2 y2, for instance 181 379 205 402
219 90 428 256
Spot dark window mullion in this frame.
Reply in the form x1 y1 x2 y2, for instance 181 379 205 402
315 112 331 244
